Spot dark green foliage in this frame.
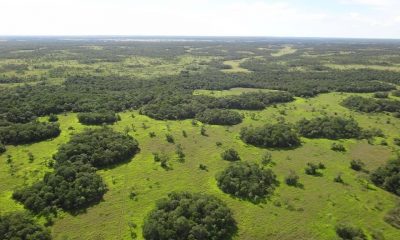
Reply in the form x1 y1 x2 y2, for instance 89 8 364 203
200 126 207 136
261 152 272 166
48 114 58 122
350 159 364 171
331 143 346 152
240 123 300 148
0 142 5 154
385 206 400 229
13 161 107 213
221 148 240 161
392 90 400 97
342 96 400 113
216 162 277 201
394 138 400 146
199 164 208 171
142 192 236 240
305 162 324 176
0 122 61 145
374 92 389 98
0 212 51 240
334 174 344 183
165 134 174 143
297 116 362 140
393 112 400 118
77 112 119 125
335 222 366 240
285 170 300 186
195 109 243 125
370 158 400 196
55 128 139 168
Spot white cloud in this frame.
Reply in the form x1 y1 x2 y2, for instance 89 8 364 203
0 0 399 38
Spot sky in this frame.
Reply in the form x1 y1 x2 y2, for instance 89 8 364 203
0 0 399 38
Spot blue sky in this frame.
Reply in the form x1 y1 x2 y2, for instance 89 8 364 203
1 0 399 38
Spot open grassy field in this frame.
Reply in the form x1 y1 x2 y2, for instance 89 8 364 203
1 89 399 240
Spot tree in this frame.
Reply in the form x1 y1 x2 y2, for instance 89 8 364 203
0 122 61 145
240 123 300 148
48 113 58 122
221 148 240 161
77 111 119 125
216 162 277 202
0 212 51 240
370 158 400 196
142 192 236 240
195 109 243 125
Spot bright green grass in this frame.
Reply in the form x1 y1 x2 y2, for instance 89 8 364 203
325 63 400 72
222 59 251 73
1 92 400 239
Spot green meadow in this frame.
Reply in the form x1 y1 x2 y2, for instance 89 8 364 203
1 90 399 240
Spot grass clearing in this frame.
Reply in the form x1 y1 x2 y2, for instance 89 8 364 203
222 59 251 73
271 46 297 57
325 63 400 72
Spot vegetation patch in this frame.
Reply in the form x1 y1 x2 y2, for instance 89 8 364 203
0 122 61 145
0 212 51 240
195 109 243 125
342 96 400 113
77 112 119 125
385 206 400 229
370 158 400 196
216 162 277 202
335 222 366 240
240 123 300 148
297 116 362 140
142 192 236 240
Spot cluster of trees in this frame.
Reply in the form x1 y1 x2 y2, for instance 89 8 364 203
240 123 300 148
370 158 400 196
342 96 400 113
0 212 51 240
142 192 236 240
335 222 366 240
0 122 61 145
77 112 120 125
216 162 277 202
195 109 243 125
297 116 362 140
13 128 139 214
221 148 241 161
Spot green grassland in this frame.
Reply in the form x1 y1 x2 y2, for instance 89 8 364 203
1 89 399 239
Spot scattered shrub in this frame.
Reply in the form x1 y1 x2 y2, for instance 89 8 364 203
142 192 236 240
305 162 324 176
385 206 400 229
221 148 240 161
335 222 366 240
350 159 364 171
331 143 346 152
285 170 300 186
165 134 174 143
334 174 344 183
370 158 400 196
217 162 277 201
48 113 58 122
261 152 272 165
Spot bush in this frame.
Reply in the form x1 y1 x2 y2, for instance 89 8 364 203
77 111 119 125
297 116 362 140
240 123 300 148
334 174 344 183
48 113 58 122
394 138 400 146
0 122 61 145
195 109 243 125
165 134 174 143
0 212 51 240
142 192 236 240
221 148 240 161
374 92 389 98
385 206 400 229
285 170 299 186
216 162 277 201
305 162 324 176
331 143 346 152
392 90 400 97
350 159 364 171
335 222 366 240
55 128 139 168
0 142 5 154
370 158 400 196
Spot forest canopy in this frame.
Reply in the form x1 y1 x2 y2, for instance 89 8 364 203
0 212 51 240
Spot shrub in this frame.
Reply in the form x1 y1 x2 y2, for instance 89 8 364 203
374 92 389 98
392 90 400 97
350 159 364 171
0 142 5 154
370 158 400 196
334 174 344 183
261 152 272 165
335 222 366 240
77 111 119 125
240 123 300 148
48 113 58 122
165 134 174 143
331 143 346 152
394 138 400 146
142 192 236 240
195 109 243 125
385 206 400 229
221 148 240 161
285 170 299 186
297 116 362 140
216 162 277 201
0 212 51 240
305 162 324 176
55 128 139 168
